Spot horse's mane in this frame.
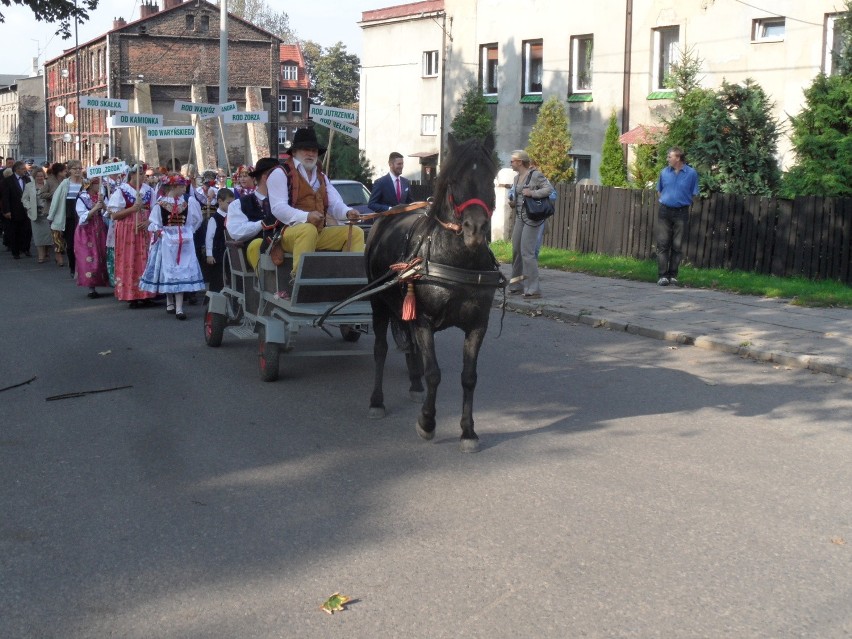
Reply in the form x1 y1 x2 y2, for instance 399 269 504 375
432 136 497 208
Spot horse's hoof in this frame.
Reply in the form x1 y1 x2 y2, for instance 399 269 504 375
369 406 386 419
459 438 481 453
409 391 425 403
416 421 435 441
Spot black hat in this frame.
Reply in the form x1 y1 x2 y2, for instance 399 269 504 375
287 127 326 155
24 158 34 165
248 157 281 179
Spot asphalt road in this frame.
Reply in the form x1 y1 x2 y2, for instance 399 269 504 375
2 257 851 638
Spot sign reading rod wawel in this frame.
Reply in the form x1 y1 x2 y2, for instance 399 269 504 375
308 104 357 124
80 96 129 112
146 126 196 139
222 111 269 124
109 113 164 128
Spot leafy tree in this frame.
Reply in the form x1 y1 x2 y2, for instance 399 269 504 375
449 81 496 142
690 79 781 196
312 42 360 107
301 39 323 101
228 0 296 42
629 140 663 189
781 73 852 197
0 0 97 39
314 126 373 182
599 110 628 187
658 47 715 162
526 96 574 183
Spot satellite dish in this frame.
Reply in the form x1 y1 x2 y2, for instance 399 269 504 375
64 113 75 124
55 105 67 118
62 133 72 143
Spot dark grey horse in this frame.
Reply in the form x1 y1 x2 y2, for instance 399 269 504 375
365 134 503 452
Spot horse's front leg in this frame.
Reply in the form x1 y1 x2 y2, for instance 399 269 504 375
459 326 487 453
413 324 439 441
369 307 390 419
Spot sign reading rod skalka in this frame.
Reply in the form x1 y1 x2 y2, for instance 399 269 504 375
80 96 129 112
146 126 196 139
109 113 164 128
222 111 269 124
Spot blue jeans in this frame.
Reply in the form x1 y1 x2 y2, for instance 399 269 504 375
655 205 688 278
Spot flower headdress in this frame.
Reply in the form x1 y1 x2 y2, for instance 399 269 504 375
160 173 189 188
234 164 254 179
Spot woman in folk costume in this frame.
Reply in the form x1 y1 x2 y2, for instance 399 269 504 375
107 165 156 308
73 177 110 299
139 173 205 320
232 164 255 198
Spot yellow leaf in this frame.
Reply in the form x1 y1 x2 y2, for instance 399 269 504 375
320 592 352 615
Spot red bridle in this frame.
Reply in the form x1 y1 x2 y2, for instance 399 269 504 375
448 192 493 219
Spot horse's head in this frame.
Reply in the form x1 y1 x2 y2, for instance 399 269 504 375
434 133 497 251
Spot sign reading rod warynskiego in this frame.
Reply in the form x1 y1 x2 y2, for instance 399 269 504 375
308 104 357 124
222 111 269 124
80 96 129 112
173 100 219 119
145 126 196 139
109 113 164 128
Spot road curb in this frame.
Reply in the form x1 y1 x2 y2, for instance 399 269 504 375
500 299 852 380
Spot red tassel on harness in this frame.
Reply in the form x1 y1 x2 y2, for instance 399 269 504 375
401 283 416 321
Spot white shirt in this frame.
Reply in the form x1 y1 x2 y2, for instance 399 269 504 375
107 183 138 214
205 207 228 256
224 193 266 242
266 160 351 226
148 196 202 233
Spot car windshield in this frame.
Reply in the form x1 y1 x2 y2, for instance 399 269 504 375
335 183 369 206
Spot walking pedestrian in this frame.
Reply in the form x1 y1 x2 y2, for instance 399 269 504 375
655 147 699 287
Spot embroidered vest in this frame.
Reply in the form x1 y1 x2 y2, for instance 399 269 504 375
210 211 227 258
279 157 329 213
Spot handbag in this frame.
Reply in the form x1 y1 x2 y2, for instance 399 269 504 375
521 171 555 222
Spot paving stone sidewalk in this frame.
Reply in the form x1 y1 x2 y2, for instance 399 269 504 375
500 266 852 379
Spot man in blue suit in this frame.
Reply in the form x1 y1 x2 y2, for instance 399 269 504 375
368 151 413 212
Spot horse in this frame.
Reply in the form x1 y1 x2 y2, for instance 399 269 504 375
365 133 505 453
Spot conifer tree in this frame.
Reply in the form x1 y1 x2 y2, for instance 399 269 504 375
600 111 628 187
526 96 574 183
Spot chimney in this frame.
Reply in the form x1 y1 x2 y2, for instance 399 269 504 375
162 0 182 10
140 1 159 19
113 16 127 29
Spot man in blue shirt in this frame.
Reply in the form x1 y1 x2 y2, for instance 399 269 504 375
656 146 699 286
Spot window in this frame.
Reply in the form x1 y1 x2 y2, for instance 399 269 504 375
480 44 498 95
278 128 288 145
282 64 298 81
186 14 195 30
423 50 439 77
421 114 437 136
572 155 591 182
571 35 593 93
200 14 210 31
278 94 287 113
824 14 848 75
752 17 785 41
291 95 302 113
523 40 543 95
652 26 679 91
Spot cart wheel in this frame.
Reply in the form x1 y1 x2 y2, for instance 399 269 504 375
340 324 362 342
257 325 280 382
204 306 226 347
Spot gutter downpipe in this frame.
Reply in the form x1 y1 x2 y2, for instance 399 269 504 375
439 12 450 165
622 0 633 135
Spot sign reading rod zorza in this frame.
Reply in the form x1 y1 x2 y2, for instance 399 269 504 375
222 111 269 124
109 113 164 128
80 96 129 112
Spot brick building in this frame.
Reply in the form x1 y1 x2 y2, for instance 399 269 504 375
0 75 45 164
277 44 311 155
44 0 281 170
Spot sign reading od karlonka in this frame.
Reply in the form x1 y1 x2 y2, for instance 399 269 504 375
109 113 164 128
80 96 129 112
87 162 127 178
222 111 269 124
313 116 359 140
308 104 357 124
146 126 196 139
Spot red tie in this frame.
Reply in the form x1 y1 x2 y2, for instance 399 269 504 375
396 178 402 203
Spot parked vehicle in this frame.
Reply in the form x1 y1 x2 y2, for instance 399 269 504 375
331 179 373 237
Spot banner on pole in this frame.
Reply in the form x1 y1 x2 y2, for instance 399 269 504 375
314 116 359 140
80 96 129 112
87 162 127 178
108 113 164 128
146 126 197 139
308 104 358 124
173 100 218 119
217 101 238 116
222 111 269 124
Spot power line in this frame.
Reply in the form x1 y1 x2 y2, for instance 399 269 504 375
729 0 825 26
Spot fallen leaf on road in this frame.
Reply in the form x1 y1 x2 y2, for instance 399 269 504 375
320 593 352 615
668 346 678 350
99 350 111 356
830 537 846 545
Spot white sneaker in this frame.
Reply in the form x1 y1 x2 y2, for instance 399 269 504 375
657 277 669 286
668 277 679 286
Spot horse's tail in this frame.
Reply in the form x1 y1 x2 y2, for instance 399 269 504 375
390 317 415 353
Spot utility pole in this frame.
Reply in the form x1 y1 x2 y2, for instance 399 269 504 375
218 0 229 170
